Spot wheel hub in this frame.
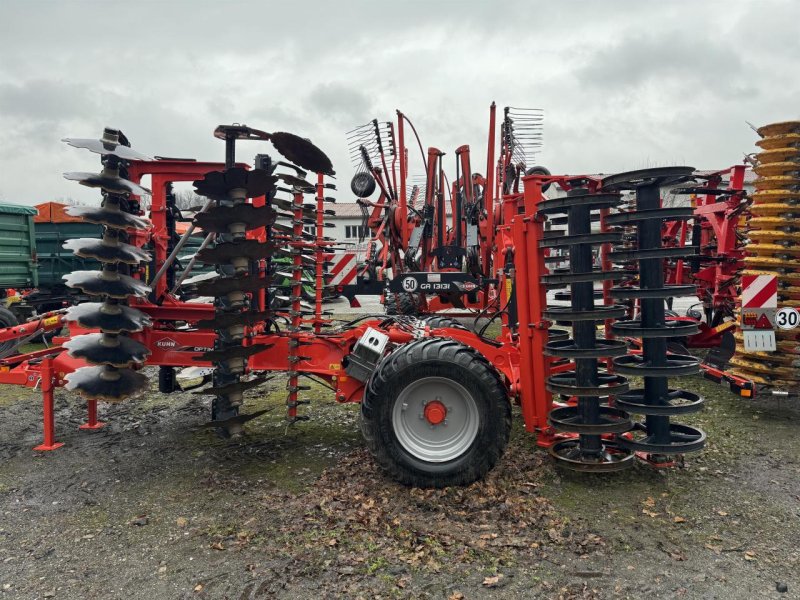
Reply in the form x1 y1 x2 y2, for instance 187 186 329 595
423 400 447 425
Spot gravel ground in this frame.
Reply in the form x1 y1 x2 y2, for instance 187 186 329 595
0 312 798 599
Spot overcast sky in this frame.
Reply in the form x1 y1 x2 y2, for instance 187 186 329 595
1 0 798 206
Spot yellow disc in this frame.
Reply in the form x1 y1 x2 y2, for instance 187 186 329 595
749 203 800 217
730 356 796 376
747 215 800 228
753 176 800 190
756 148 800 164
757 121 800 138
752 189 800 202
747 230 800 243
735 345 800 364
754 161 800 177
756 133 800 150
746 243 800 256
742 265 800 282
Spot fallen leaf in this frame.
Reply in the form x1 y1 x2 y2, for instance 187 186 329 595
176 517 188 528
642 509 660 518
483 574 503 587
327 538 338 547
744 551 756 561
448 593 465 600
673 516 686 523
209 542 225 551
717 511 729 517
194 584 203 592
643 497 656 507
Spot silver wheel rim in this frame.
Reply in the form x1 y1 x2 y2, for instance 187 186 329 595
392 376 479 463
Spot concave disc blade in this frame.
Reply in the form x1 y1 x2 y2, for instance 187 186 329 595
62 137 152 161
194 204 277 233
196 310 273 329
64 333 151 367
65 205 150 230
196 240 279 264
197 343 272 362
65 365 148 402
63 270 151 298
63 238 151 265
64 302 151 333
64 172 151 196
270 132 335 176
276 173 315 192
193 167 277 200
195 274 272 296
192 376 270 396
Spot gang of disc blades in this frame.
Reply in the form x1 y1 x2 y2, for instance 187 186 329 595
64 270 151 299
193 204 277 232
65 365 148 402
64 302 152 333
62 137 152 161
63 171 151 196
66 205 150 230
64 333 151 367
195 274 272 296
196 240 279 264
276 172 315 192
600 166 695 191
63 237 152 265
270 132 335 176
193 167 276 200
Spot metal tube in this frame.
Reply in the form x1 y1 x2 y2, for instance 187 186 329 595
169 231 215 295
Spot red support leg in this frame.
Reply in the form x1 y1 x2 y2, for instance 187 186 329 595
34 358 64 451
79 400 106 430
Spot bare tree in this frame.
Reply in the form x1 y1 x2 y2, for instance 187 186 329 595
174 190 205 211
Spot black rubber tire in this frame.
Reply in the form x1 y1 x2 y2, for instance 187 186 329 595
361 337 511 488
384 292 419 316
0 306 19 356
158 366 177 393
418 315 468 331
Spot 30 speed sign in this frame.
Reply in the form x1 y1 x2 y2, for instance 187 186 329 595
775 307 800 330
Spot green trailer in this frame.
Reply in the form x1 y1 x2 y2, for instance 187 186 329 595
0 203 37 290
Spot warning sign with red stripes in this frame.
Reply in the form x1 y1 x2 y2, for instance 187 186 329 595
741 274 778 309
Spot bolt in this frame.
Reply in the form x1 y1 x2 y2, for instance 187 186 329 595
419 413 424 420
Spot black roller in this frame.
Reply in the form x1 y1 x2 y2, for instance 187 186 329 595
64 270 150 299
548 439 634 472
544 338 628 358
548 405 633 434
64 302 151 333
608 246 698 261
543 304 627 321
65 205 150 230
616 422 706 454
63 171 151 196
193 204 278 233
605 207 695 225
193 167 277 200
546 371 629 396
196 240 279 264
613 353 700 377
270 132 335 176
64 333 150 367
612 319 699 338
195 274 272 296
539 232 622 248
201 409 270 437
538 193 621 214
65 365 149 402
63 237 151 265
616 388 704 416
609 285 696 299
600 166 695 191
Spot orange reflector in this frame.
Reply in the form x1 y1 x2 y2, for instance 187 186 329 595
741 389 753 398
